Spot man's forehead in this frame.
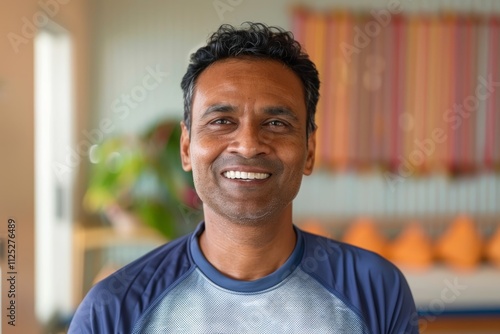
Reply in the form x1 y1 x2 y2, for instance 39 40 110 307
198 57 299 83
192 58 305 104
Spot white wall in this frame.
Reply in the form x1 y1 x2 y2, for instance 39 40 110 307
90 0 292 135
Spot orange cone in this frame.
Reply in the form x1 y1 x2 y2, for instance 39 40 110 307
485 226 500 268
342 217 388 258
388 222 434 271
435 215 482 271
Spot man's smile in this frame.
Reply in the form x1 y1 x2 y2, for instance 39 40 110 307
222 171 271 180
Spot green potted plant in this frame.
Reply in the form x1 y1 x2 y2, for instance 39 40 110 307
83 119 202 239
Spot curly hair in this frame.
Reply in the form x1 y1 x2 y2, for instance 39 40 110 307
180 22 320 136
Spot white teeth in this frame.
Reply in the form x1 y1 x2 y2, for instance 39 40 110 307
223 171 270 180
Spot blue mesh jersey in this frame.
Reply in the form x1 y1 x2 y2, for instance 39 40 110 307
69 222 419 334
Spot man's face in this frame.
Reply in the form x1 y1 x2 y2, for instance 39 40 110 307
180 58 315 224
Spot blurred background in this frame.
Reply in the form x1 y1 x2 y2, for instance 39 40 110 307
1 0 499 333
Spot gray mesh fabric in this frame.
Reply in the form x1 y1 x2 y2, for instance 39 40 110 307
132 268 369 334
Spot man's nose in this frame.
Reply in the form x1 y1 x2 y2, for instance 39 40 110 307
227 122 271 158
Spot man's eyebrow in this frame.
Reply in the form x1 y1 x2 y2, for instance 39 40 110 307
201 104 237 118
200 104 299 121
263 106 299 121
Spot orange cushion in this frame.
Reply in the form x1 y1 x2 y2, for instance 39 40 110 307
388 222 434 270
435 215 482 271
485 225 500 268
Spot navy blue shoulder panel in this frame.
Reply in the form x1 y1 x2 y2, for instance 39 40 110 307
68 231 195 334
298 230 419 334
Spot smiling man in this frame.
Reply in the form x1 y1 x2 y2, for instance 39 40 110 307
69 23 419 334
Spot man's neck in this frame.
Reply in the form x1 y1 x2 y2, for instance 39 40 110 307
199 210 297 281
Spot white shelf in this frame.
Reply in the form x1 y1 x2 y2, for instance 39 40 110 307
402 265 500 311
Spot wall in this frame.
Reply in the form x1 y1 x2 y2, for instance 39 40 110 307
89 0 293 135
90 0 500 133
0 0 39 332
0 0 90 331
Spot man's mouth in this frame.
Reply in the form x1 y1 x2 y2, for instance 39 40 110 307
222 171 271 180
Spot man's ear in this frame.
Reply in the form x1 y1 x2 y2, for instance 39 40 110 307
180 121 192 172
303 129 316 176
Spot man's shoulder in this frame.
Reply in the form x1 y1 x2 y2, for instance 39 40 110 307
300 229 399 277
299 229 418 334
68 232 195 333
93 231 194 300
302 231 395 269
298 230 409 308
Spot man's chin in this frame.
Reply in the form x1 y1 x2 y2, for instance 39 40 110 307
211 203 288 226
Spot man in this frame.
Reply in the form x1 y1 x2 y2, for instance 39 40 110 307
69 22 419 333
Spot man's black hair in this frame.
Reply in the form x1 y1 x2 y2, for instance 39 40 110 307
180 22 320 136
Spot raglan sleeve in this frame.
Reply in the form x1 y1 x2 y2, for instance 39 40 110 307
352 250 420 334
67 283 120 334
380 263 420 334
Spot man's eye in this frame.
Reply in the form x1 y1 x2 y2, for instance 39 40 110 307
268 120 286 127
212 119 232 125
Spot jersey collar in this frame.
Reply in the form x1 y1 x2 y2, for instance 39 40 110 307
189 222 304 293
